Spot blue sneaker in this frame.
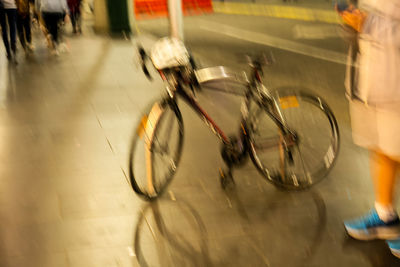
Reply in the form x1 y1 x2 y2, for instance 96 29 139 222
387 239 400 258
344 209 400 240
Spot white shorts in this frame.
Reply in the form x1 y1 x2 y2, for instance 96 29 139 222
350 100 400 158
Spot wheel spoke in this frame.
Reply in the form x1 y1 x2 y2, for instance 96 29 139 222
163 111 176 145
252 136 281 150
297 142 330 166
247 91 339 189
252 134 296 151
294 145 312 185
248 106 264 132
152 140 168 155
129 100 184 199
153 111 176 154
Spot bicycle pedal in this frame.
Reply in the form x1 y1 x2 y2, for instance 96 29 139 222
219 168 235 189
287 150 294 164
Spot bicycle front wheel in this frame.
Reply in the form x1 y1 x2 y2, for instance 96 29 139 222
129 99 184 200
247 89 339 189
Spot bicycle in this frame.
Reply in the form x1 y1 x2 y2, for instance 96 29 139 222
129 37 340 200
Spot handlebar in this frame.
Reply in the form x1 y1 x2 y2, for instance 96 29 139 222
137 43 271 88
245 51 275 69
243 51 275 83
137 46 152 80
137 45 199 86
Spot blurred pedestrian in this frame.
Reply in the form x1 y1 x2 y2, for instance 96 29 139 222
31 0 53 49
16 0 33 53
340 0 400 259
0 0 17 61
35 0 68 53
67 0 81 34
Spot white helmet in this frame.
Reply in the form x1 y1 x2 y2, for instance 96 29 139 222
150 37 190 70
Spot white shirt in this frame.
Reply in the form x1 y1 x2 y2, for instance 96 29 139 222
0 0 17 9
35 0 68 13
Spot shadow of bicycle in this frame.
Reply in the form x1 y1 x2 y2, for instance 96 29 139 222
133 198 212 267
133 196 275 267
221 185 329 266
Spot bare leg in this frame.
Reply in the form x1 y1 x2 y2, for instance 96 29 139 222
371 150 399 207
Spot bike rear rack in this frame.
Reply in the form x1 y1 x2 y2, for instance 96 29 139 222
195 66 248 85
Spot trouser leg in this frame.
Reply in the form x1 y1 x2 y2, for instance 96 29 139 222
17 14 26 49
0 8 11 55
24 14 31 44
70 11 77 32
6 9 17 53
42 12 60 44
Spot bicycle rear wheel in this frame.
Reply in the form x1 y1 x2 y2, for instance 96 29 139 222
129 99 184 200
247 88 339 189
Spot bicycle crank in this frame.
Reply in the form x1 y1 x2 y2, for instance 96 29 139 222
220 136 249 166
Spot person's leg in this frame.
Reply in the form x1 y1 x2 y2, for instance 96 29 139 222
76 9 82 33
0 8 11 58
16 14 26 50
39 12 52 48
42 12 57 46
371 151 399 218
370 152 400 258
48 13 61 44
344 150 400 240
24 13 32 46
53 12 65 44
6 9 17 54
70 10 77 33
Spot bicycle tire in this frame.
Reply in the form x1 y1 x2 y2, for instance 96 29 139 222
247 88 340 190
129 99 184 200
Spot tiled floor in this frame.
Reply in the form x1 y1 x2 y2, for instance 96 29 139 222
0 14 399 267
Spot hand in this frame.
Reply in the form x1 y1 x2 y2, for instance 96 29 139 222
64 14 70 23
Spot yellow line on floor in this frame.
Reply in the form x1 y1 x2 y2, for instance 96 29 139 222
212 2 341 24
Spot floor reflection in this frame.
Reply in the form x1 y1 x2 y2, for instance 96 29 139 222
133 184 329 267
342 236 399 267
134 198 211 267
223 186 327 266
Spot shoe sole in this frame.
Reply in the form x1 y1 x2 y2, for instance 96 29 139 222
389 247 400 258
345 225 400 241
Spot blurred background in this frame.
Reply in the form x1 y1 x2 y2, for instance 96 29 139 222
0 0 398 266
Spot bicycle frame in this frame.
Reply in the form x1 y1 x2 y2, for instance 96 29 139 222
176 84 231 144
130 43 341 199
158 64 296 152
